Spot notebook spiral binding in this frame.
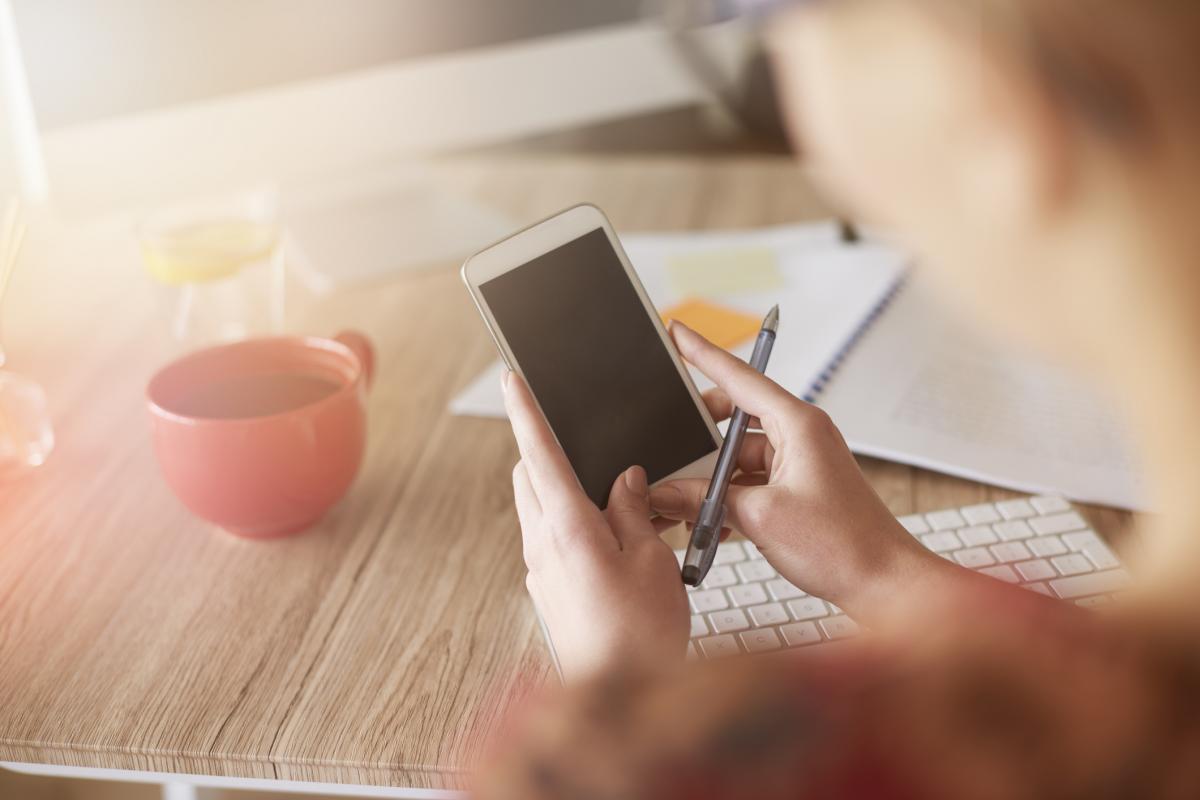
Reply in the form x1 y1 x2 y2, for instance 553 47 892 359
801 275 909 405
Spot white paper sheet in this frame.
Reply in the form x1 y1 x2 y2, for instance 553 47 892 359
449 222 907 418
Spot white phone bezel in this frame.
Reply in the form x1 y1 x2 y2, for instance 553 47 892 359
461 203 722 493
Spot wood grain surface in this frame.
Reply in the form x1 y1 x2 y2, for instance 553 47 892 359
0 155 1138 789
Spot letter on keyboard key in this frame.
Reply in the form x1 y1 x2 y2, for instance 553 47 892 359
1028 535 1068 557
980 565 1021 584
690 615 709 638
994 520 1034 541
1030 512 1087 536
954 547 995 569
787 597 829 621
708 609 751 634
1049 569 1131 599
1051 554 1093 576
820 616 860 640
1015 558 1057 582
960 503 1002 525
920 531 962 553
990 541 1032 563
736 560 777 583
996 499 1036 519
698 634 740 658
766 579 805 601
958 525 998 546
1030 495 1071 514
713 545 747 565
897 514 930 535
740 628 782 653
926 509 966 531
690 589 730 614
748 602 790 627
780 621 822 647
702 565 738 589
728 583 769 608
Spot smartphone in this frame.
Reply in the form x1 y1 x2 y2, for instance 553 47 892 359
462 203 722 508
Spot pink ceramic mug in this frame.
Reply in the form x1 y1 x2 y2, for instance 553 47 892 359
147 331 375 538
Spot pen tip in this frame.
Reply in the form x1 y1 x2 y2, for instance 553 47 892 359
763 305 780 332
681 565 702 587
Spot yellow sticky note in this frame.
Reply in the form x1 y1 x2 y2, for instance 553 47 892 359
660 299 762 350
666 246 784 297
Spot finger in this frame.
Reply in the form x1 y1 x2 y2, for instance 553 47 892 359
736 432 775 475
652 516 682 535
605 465 656 548
512 460 542 531
502 371 590 513
671 322 798 423
702 388 762 429
651 479 758 531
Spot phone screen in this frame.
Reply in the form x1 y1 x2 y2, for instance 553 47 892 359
480 227 717 507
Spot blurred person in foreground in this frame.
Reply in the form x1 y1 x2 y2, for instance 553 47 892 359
476 1 1200 797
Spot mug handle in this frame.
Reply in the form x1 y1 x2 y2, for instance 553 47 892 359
334 331 375 390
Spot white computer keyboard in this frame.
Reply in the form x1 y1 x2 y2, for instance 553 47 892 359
680 495 1132 660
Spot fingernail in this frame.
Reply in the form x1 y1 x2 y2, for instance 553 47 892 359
624 465 647 495
649 486 682 514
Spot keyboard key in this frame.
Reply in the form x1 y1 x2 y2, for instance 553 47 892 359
740 628 782 653
742 541 765 560
825 601 843 614
1075 595 1112 608
960 503 1002 525
1030 495 1071 514
954 547 995 569
709 609 751 634
748 602 790 627
698 634 740 658
994 520 1034 541
1082 541 1121 571
1030 512 1087 536
979 565 1020 584
1062 530 1103 552
766 578 805 601
690 615 708 638
787 597 829 621
713 545 747 565
702 566 738 589
926 509 966 531
990 541 1032 563
1028 535 1068 558
996 499 1036 519
820 616 860 640
898 514 930 535
921 531 962 553
958 525 998 547
1051 554 1094 577
1024 582 1053 597
728 583 769 608
1015 558 1057 582
780 621 822 647
1050 569 1131 599
690 589 730 614
736 561 777 583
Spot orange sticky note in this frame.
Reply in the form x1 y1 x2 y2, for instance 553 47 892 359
660 298 762 350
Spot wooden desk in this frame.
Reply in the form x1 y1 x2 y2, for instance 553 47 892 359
0 155 1137 792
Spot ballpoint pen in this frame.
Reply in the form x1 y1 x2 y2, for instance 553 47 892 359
681 305 779 586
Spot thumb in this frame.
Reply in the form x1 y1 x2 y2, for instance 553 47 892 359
649 479 756 532
605 466 655 546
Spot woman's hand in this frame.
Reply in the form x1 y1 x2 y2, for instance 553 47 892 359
503 370 689 681
650 322 950 624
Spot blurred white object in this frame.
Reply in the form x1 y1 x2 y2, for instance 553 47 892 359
0 0 49 203
0 371 54 474
282 170 515 292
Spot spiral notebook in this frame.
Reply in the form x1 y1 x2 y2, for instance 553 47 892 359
449 222 1142 509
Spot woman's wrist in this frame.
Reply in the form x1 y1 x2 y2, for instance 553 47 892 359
834 529 949 626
